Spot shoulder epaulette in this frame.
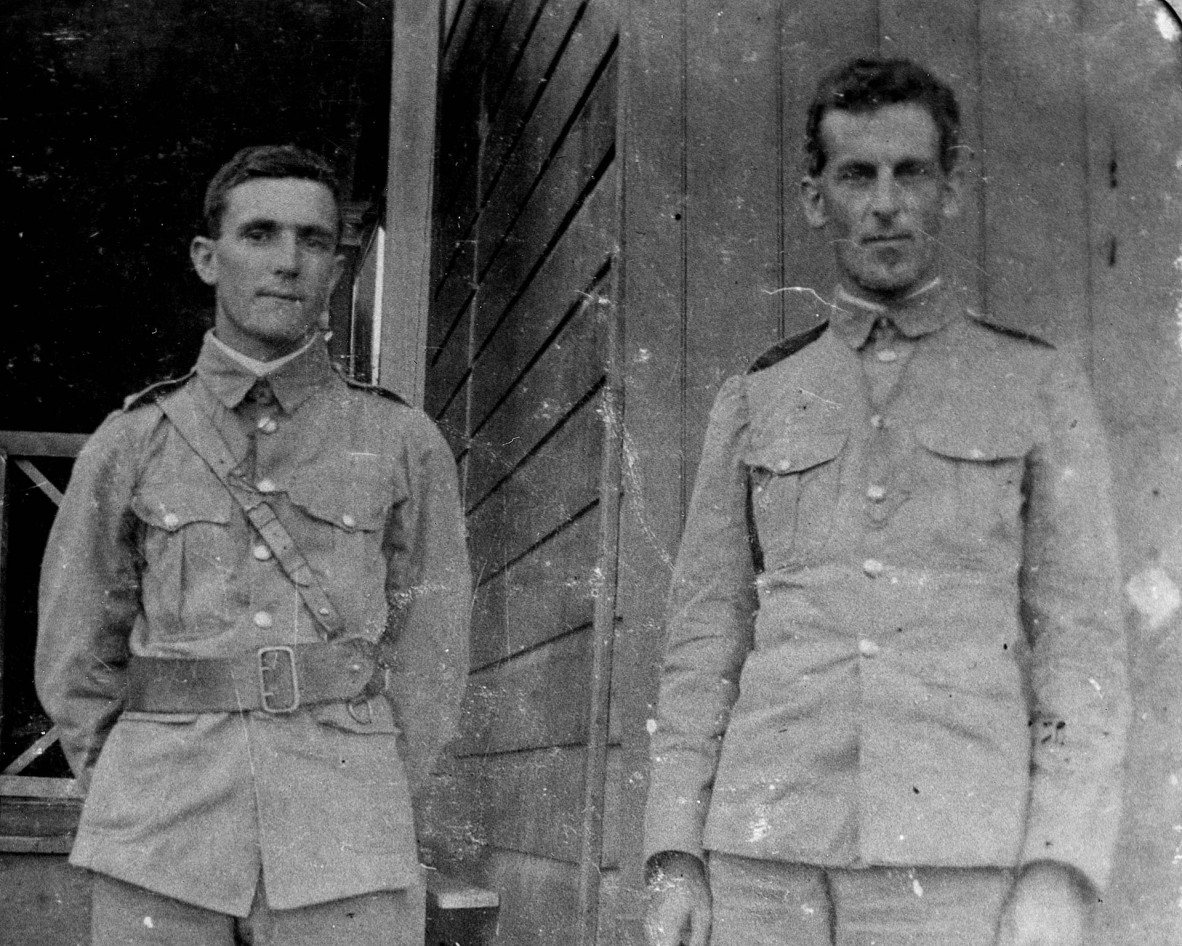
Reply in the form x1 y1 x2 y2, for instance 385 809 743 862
342 374 409 406
747 320 829 374
121 370 196 412
964 308 1054 349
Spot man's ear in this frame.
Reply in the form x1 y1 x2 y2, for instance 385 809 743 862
800 176 828 229
190 236 218 287
319 254 347 331
329 253 345 296
941 160 966 220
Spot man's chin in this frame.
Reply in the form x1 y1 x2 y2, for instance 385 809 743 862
847 264 925 298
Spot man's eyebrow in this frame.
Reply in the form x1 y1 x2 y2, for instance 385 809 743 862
235 217 279 234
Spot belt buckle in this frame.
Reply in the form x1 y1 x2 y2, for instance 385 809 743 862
258 646 299 714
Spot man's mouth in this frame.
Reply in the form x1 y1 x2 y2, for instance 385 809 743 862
258 291 303 303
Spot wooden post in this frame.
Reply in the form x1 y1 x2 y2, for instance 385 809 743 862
379 0 444 405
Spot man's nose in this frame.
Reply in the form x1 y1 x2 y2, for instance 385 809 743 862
869 176 901 217
271 233 302 273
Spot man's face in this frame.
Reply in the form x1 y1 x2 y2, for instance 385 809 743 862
801 103 961 300
190 177 342 360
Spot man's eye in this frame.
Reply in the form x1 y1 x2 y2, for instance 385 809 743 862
302 235 332 251
839 168 873 184
244 229 271 242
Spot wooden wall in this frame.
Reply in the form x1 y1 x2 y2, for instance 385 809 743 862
614 3 1182 945
430 2 1182 945
424 1 622 943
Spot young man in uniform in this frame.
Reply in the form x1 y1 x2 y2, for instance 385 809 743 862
643 58 1129 946
37 144 471 945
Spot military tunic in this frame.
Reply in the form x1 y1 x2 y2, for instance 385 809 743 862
644 282 1129 893
36 333 471 915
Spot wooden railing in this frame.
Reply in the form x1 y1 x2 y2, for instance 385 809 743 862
0 431 89 853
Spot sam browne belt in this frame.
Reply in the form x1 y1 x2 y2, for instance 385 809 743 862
122 384 390 716
125 639 390 715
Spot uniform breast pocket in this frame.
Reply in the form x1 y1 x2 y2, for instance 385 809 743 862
287 467 392 579
745 430 847 572
914 423 1030 546
131 481 235 639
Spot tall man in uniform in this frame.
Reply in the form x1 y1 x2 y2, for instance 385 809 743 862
643 59 1129 946
36 144 471 945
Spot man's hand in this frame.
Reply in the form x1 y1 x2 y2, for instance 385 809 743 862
997 862 1090 946
645 851 711 946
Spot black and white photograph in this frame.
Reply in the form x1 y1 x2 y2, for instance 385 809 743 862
1 3 1180 945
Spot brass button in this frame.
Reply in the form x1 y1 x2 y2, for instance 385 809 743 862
858 638 881 657
867 484 887 502
341 513 357 528
257 417 278 434
256 478 277 493
162 513 180 529
870 414 885 429
252 544 272 561
253 611 273 629
876 350 898 363
863 558 885 578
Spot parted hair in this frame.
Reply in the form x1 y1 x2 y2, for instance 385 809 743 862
202 144 342 238
805 58 961 176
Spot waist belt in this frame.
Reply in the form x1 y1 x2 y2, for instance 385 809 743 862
125 640 386 714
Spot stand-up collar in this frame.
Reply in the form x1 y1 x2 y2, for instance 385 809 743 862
194 330 335 413
831 278 956 350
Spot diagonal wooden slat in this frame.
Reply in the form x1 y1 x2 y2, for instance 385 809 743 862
2 725 62 775
14 458 63 506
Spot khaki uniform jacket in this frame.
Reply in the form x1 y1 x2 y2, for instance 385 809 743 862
644 284 1129 893
36 334 471 915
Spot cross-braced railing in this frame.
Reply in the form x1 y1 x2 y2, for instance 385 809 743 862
0 431 89 853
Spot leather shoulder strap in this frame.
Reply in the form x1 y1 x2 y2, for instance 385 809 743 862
159 386 346 640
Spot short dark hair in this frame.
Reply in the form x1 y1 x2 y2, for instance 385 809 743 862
202 144 343 238
805 58 961 176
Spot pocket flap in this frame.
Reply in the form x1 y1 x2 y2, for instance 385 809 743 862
915 423 1030 462
288 472 389 532
132 483 232 530
745 431 848 475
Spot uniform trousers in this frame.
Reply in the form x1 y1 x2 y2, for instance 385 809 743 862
708 853 1012 946
90 872 424 946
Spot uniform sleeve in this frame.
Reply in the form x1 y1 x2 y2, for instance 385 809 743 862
1018 352 1130 892
643 376 758 861
384 414 472 800
35 413 144 787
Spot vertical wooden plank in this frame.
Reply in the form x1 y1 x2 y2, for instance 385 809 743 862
1080 3 1182 945
978 0 1091 346
880 0 985 312
778 0 878 336
577 253 624 945
381 0 444 405
478 850 583 945
612 1 687 942
682 1 785 494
